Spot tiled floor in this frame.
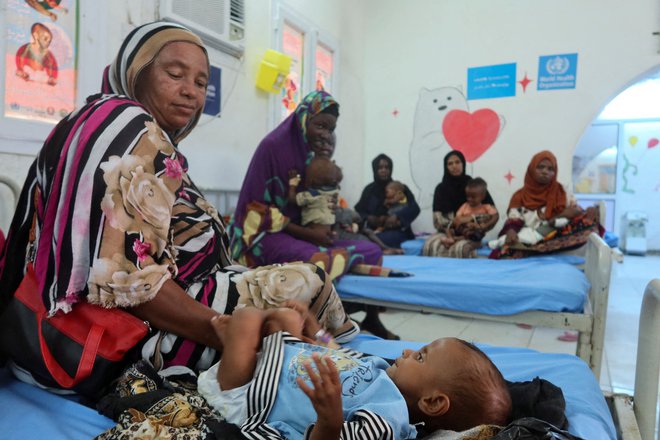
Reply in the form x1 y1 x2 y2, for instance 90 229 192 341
350 253 659 396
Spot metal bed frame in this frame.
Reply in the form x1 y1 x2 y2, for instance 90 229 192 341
341 233 612 379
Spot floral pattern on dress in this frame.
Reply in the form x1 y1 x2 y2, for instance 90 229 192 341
88 253 171 307
100 154 175 255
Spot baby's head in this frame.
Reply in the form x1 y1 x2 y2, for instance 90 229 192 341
465 177 488 208
31 23 53 51
305 156 342 189
384 181 406 206
386 337 511 432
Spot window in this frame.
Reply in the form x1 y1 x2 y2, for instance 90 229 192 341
271 3 338 127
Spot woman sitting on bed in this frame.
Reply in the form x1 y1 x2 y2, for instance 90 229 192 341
489 150 602 259
354 153 420 249
0 23 359 395
423 150 497 258
229 91 398 340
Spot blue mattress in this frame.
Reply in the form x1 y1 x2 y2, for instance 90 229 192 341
337 255 590 315
0 335 615 439
345 335 616 440
402 237 587 265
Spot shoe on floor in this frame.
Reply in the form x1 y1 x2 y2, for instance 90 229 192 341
360 319 400 340
557 331 578 342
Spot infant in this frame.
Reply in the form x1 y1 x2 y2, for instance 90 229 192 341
488 207 569 249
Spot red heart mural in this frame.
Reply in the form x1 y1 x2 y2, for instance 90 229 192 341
442 109 501 163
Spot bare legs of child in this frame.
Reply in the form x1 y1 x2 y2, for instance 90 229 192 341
213 307 306 390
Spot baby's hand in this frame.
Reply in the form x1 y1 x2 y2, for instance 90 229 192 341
297 353 343 438
288 169 301 187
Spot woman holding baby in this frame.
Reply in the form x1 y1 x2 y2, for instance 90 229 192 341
489 150 602 259
423 150 498 258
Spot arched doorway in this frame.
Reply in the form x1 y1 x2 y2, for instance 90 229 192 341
572 69 660 251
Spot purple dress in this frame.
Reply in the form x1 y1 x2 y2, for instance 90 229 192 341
229 91 381 280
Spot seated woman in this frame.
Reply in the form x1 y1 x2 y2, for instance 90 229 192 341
0 23 358 394
423 151 496 258
354 154 421 249
489 150 602 259
229 91 398 340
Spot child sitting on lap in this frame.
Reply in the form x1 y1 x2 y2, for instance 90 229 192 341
290 158 403 254
288 156 342 237
198 303 512 439
441 177 498 248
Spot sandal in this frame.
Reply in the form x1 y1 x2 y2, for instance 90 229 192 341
360 319 400 340
557 331 579 342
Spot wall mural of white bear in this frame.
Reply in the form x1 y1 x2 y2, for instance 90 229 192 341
409 87 506 208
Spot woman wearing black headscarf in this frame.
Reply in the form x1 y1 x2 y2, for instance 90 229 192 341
355 153 420 249
423 150 496 258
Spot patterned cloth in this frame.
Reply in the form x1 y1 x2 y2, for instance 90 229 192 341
229 91 382 280
96 360 247 440
489 211 602 260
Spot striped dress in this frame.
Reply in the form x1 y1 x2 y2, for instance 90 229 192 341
0 95 356 373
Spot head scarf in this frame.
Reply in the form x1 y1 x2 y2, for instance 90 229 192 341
101 21 209 144
433 150 471 214
371 153 393 185
353 154 394 218
294 90 339 143
508 150 566 219
433 150 495 214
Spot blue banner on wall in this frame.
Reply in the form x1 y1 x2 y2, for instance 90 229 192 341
537 53 577 91
467 63 516 100
203 65 222 116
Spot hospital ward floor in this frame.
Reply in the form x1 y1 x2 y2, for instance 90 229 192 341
349 253 659 396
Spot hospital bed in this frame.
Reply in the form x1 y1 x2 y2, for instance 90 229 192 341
338 233 612 379
1 279 658 439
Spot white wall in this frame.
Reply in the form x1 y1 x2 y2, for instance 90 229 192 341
1 0 659 248
361 0 660 236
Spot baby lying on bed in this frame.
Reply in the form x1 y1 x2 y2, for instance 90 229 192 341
198 304 511 439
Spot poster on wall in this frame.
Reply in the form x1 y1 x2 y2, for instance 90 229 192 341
202 65 221 116
279 21 304 122
315 42 333 93
467 62 516 100
4 0 78 124
537 53 577 91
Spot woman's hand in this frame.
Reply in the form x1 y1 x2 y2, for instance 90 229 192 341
383 215 400 229
298 353 343 440
559 205 584 220
285 223 335 246
505 229 518 245
366 215 383 229
283 300 322 339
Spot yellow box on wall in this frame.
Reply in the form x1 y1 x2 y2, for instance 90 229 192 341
256 49 292 93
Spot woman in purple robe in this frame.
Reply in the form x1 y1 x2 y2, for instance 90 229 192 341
229 91 397 339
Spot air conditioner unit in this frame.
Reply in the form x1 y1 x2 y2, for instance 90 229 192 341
159 0 245 58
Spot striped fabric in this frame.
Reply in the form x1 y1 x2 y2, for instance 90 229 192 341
0 22 359 375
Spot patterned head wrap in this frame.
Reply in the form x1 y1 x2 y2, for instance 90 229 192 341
294 91 339 142
101 21 209 143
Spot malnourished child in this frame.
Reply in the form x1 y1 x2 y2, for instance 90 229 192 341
198 304 512 439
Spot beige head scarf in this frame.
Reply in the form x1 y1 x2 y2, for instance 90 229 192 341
101 21 209 143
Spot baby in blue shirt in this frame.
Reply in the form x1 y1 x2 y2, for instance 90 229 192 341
199 304 511 439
